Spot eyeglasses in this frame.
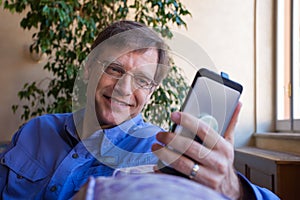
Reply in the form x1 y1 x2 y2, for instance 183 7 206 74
98 61 158 89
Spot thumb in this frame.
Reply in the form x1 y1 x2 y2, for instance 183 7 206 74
224 102 242 144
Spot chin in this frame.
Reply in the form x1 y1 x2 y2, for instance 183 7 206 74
96 106 139 127
97 114 129 128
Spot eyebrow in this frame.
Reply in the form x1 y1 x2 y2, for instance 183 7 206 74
107 61 155 79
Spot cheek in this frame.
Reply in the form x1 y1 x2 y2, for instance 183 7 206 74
135 91 151 108
97 76 107 88
94 77 112 105
96 76 114 92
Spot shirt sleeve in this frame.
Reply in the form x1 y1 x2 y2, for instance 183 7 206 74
0 128 22 195
237 172 280 200
0 151 8 195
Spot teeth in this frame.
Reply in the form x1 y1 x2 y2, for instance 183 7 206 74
111 98 129 106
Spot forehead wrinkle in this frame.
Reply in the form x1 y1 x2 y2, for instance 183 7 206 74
116 51 155 70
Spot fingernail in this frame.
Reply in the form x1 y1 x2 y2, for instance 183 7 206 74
171 112 180 122
151 143 162 151
156 131 165 141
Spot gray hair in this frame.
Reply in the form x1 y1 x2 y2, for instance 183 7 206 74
91 20 170 84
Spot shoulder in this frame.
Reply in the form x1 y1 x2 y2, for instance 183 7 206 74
26 113 72 126
22 113 72 132
12 113 74 146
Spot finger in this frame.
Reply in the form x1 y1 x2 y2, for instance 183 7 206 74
171 112 222 150
156 131 213 162
152 143 188 171
191 165 224 190
156 131 193 155
152 143 204 179
171 112 199 134
223 102 242 144
155 132 224 173
152 143 223 188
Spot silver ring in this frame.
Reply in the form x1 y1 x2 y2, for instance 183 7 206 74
189 162 200 179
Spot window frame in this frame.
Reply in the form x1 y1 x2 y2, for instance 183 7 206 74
276 0 300 132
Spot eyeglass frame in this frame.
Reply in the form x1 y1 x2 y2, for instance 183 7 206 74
97 60 158 90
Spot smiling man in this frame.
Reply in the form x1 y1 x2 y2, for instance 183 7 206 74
0 20 171 200
0 20 279 200
94 49 159 128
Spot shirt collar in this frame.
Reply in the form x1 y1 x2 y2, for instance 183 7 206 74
64 110 145 142
80 113 146 161
64 109 85 140
103 114 144 143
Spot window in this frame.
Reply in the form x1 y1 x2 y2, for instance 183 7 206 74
276 0 300 132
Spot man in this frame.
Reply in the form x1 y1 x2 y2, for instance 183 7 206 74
0 20 278 200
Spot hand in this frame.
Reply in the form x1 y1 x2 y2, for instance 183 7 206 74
152 102 242 200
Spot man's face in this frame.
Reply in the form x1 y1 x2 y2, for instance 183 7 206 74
95 48 158 128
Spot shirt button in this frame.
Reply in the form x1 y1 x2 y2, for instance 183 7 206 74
72 153 79 159
0 158 5 164
17 174 23 179
50 185 57 192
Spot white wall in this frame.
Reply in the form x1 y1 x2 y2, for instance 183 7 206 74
0 0 275 147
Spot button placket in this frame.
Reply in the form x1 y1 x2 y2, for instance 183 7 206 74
50 185 57 192
72 153 79 159
17 174 23 179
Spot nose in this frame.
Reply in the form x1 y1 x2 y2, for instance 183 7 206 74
114 74 134 96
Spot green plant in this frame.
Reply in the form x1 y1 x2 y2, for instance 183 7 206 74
3 0 190 129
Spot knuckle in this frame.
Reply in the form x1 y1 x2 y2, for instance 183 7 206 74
223 146 234 159
198 126 208 139
176 157 187 168
207 176 220 189
188 141 198 154
215 160 227 174
161 132 174 145
194 145 207 160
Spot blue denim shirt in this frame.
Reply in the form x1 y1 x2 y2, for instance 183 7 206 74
0 112 279 200
0 112 162 200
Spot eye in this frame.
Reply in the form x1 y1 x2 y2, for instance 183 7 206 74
105 63 125 77
134 75 152 87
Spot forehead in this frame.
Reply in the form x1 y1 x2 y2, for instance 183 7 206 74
115 48 158 74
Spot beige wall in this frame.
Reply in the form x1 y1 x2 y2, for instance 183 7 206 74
0 0 275 147
0 8 49 141
172 0 275 147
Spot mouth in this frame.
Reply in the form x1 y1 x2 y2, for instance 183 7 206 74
103 94 133 107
